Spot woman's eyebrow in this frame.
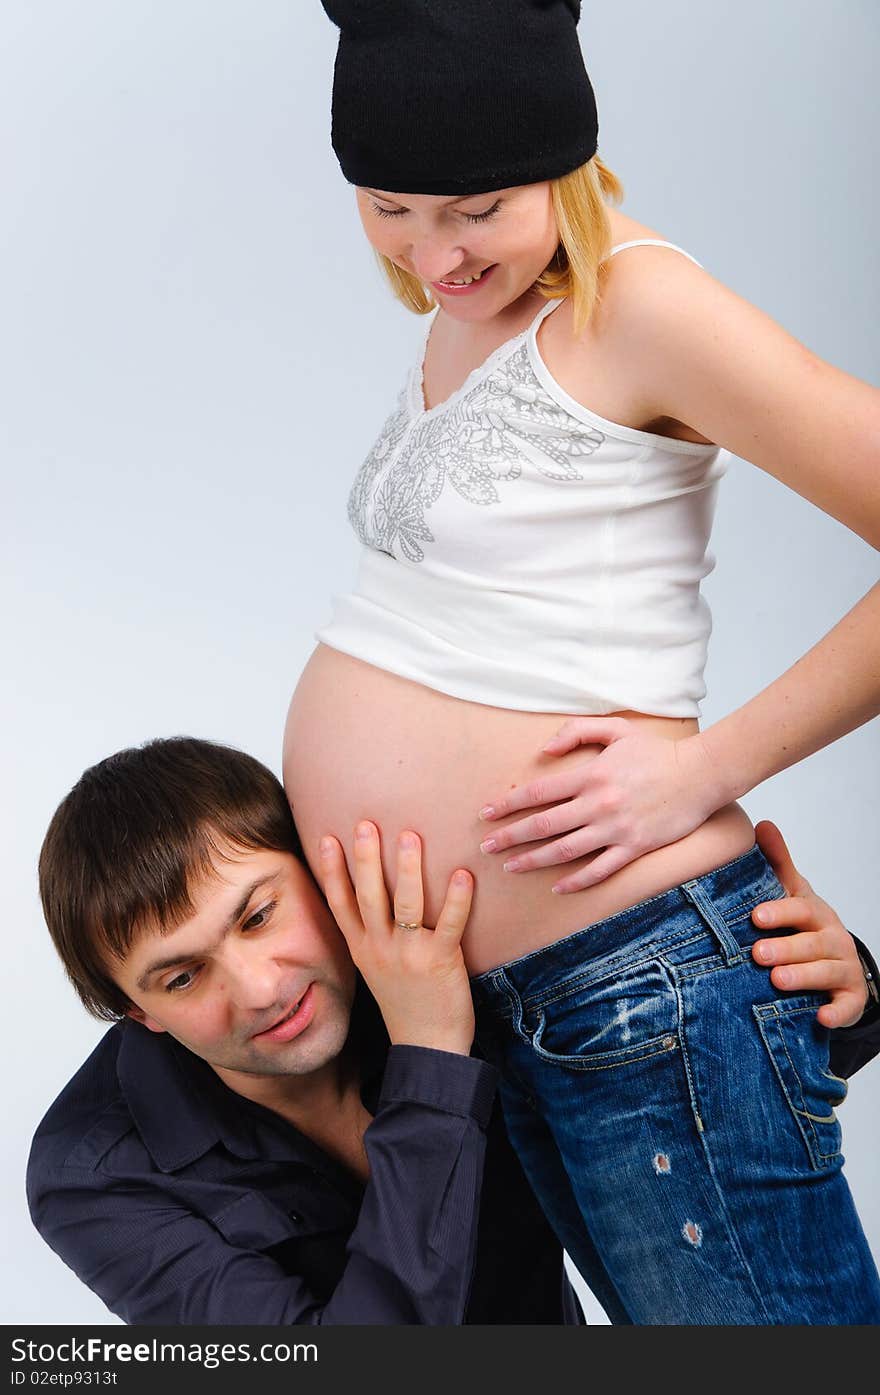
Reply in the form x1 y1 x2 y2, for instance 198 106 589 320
364 188 483 207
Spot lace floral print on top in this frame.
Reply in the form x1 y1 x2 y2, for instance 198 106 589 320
347 302 607 563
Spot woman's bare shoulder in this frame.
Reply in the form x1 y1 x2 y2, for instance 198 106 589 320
605 207 671 248
597 207 711 335
568 208 721 444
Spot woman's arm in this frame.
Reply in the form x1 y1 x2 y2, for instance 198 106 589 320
697 582 880 812
635 252 880 812
478 252 879 889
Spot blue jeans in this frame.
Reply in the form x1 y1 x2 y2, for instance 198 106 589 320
471 843 880 1324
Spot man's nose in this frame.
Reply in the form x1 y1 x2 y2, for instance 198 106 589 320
218 945 282 1012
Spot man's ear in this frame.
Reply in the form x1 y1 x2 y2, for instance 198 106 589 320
125 1005 167 1035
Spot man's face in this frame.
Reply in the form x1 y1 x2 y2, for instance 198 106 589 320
116 846 356 1085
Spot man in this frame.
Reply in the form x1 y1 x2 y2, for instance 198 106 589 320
27 738 880 1324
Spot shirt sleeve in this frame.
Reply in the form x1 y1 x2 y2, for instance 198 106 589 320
828 937 880 1080
27 1047 498 1326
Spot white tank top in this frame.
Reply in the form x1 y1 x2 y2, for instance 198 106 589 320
316 241 727 717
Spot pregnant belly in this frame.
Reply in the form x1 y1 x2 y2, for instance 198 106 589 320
283 645 755 975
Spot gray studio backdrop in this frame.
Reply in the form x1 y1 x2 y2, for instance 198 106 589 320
3 1 877 1325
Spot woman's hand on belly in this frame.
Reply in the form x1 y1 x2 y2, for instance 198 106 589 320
320 822 476 1055
477 714 727 893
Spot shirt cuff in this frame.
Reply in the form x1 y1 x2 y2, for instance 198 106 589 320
847 937 880 1026
377 1046 498 1129
828 936 880 1079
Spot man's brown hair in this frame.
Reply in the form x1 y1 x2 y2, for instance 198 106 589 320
38 737 303 1021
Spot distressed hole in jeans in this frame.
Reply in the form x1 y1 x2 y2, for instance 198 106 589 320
652 1152 671 1175
682 1219 703 1248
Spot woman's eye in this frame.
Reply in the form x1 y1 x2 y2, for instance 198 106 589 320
463 201 502 223
370 199 502 223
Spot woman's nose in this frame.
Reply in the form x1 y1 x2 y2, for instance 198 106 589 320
408 236 468 284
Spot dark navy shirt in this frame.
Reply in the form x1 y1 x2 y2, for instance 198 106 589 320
26 986 581 1326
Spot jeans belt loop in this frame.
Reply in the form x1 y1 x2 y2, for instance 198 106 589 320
492 969 531 1043
680 877 744 966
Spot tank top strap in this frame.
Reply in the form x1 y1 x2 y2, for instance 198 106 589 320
606 238 703 269
529 296 566 331
416 294 563 386
419 303 441 343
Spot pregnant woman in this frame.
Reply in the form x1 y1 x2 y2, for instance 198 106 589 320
284 2 880 1322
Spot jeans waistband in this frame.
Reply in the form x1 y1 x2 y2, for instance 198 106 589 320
470 841 783 1012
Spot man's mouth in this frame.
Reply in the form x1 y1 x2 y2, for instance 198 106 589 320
252 986 312 1040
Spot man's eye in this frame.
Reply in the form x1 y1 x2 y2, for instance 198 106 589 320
243 899 278 932
165 968 198 994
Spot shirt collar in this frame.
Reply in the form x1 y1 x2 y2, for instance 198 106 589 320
116 976 389 1173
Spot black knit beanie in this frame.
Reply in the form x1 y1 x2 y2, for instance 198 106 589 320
320 1 598 195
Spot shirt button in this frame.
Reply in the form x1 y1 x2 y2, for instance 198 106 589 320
288 1210 302 1223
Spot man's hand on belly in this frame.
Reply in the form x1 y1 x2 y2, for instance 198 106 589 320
320 822 477 1054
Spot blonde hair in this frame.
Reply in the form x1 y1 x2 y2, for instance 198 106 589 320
373 154 624 338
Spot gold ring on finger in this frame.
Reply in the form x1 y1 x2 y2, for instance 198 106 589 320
394 919 423 931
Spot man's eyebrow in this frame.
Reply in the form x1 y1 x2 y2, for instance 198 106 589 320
363 188 488 207
135 873 280 990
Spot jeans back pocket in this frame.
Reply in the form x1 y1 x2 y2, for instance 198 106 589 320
753 995 847 1171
